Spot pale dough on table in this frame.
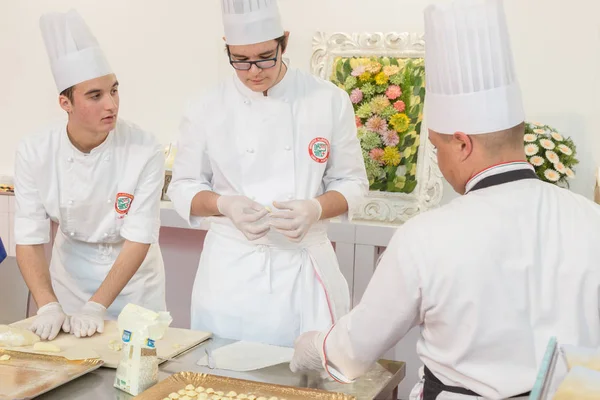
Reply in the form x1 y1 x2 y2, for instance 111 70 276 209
0 354 11 361
169 393 180 399
205 388 214 394
197 394 208 399
226 392 237 398
185 384 195 390
195 386 206 393
216 391 224 396
33 342 61 352
186 390 198 397
181 396 191 400
0 325 40 347
179 389 187 395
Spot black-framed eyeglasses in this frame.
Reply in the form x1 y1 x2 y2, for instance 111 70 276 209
228 45 280 71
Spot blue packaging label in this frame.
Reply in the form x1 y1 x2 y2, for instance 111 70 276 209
147 339 155 348
122 330 132 343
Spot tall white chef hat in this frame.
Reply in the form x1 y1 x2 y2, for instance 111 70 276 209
222 0 284 45
424 0 525 135
39 9 113 94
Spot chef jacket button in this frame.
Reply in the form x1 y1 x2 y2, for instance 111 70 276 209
284 145 291 151
68 200 74 206
287 194 293 200
104 232 109 237
282 98 289 103
104 156 110 162
244 100 250 105
257 245 266 253
69 232 75 237
67 157 73 163
247 148 255 154
108 199 112 203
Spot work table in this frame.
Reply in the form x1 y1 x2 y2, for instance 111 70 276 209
33 337 405 400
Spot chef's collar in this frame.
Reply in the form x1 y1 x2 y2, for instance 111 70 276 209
465 161 533 194
233 61 294 102
63 123 114 158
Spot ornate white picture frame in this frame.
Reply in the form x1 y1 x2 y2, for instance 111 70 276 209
311 32 443 225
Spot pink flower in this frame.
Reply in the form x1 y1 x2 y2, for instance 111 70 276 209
393 100 406 112
351 65 367 77
369 148 385 165
382 130 400 147
366 116 388 134
386 85 402 100
350 88 363 104
355 116 362 127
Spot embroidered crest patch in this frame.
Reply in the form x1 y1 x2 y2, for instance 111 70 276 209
115 193 134 215
308 137 330 163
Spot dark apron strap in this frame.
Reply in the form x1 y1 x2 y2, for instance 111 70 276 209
423 367 531 399
469 168 538 193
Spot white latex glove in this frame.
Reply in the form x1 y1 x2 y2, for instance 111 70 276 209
290 331 326 373
269 199 322 242
29 302 68 341
217 195 270 241
69 301 107 338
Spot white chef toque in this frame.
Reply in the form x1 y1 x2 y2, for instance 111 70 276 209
424 0 525 135
221 0 284 46
39 9 113 93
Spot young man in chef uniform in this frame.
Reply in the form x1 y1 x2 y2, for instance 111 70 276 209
290 0 600 399
14 10 166 341
168 0 368 346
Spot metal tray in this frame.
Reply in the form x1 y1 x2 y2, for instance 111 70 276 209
134 371 356 400
0 349 104 400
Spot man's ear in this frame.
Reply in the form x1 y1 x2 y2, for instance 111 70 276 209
59 95 72 114
282 31 290 53
453 131 473 161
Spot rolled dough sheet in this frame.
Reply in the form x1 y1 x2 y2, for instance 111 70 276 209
197 341 294 372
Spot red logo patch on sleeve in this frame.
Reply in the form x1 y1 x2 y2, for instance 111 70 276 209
115 193 134 215
308 137 330 163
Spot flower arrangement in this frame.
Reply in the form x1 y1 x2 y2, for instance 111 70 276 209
331 56 426 193
524 122 578 186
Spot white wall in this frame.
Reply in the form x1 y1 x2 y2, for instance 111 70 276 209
1 0 598 198
1 0 598 397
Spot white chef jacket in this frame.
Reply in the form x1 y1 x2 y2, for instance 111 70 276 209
323 166 600 399
14 119 166 318
168 67 368 345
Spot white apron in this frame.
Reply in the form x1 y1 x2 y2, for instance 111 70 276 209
190 221 349 347
49 165 166 319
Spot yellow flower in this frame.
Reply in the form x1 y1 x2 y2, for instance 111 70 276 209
358 58 370 66
349 58 360 69
383 65 401 76
359 72 372 82
390 113 410 133
366 61 382 74
370 96 391 114
382 147 401 166
375 72 389 85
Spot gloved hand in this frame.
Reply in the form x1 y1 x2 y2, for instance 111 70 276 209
290 331 326 373
270 199 322 242
68 301 107 338
29 302 68 341
217 195 270 241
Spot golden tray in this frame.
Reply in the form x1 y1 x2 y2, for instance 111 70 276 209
0 349 104 400
134 371 356 400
